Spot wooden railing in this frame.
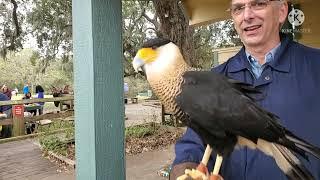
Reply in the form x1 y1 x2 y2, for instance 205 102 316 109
0 96 73 106
0 96 74 137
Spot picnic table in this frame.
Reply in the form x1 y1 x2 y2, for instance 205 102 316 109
0 114 7 119
24 104 42 111
24 104 43 116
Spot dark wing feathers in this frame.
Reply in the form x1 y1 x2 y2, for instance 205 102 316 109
176 71 283 145
227 78 260 93
274 144 315 180
176 71 320 162
228 78 265 101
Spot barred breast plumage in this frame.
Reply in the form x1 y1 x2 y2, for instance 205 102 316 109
148 63 195 122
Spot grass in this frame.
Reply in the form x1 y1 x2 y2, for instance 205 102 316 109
125 122 159 138
38 120 74 156
38 122 161 157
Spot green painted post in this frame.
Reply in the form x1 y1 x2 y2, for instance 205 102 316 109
73 0 124 179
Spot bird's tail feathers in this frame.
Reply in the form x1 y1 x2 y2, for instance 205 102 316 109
272 144 315 180
285 132 320 160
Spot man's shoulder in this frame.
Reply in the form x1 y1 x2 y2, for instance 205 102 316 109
291 41 320 57
289 42 320 68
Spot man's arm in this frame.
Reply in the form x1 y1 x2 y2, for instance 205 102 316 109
169 128 206 179
170 162 198 180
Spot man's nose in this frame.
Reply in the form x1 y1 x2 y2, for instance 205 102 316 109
243 6 255 21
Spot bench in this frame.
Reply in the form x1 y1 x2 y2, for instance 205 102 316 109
131 98 138 104
124 98 138 104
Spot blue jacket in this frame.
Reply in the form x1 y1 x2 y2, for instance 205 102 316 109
173 36 320 180
0 92 11 112
23 86 29 95
36 92 45 105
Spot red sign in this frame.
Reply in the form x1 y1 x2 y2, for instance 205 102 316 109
13 105 24 117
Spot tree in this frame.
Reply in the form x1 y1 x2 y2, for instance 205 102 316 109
0 0 24 59
1 0 241 76
122 1 154 77
0 49 73 91
26 0 72 72
192 20 242 68
151 0 194 65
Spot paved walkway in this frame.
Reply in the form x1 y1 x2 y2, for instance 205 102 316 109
126 145 174 180
0 139 174 180
125 102 162 127
0 139 74 180
0 102 174 180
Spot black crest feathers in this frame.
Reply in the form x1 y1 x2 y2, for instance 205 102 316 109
142 38 171 49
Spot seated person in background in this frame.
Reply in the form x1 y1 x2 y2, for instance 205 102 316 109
0 92 12 138
35 85 45 115
124 82 129 104
23 84 29 95
14 87 18 95
22 92 37 116
1 84 12 100
63 85 71 94
0 92 12 117
22 92 32 102
124 83 129 95
11 89 16 97
23 92 37 134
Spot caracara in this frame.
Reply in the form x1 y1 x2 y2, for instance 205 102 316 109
132 38 320 180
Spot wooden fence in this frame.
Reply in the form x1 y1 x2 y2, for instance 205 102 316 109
0 96 74 138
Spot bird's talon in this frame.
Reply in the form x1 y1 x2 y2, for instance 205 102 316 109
209 174 223 180
196 162 209 175
183 168 208 180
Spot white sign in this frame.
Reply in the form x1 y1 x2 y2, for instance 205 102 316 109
288 9 305 27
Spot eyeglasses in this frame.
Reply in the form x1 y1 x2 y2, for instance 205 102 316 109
227 0 281 16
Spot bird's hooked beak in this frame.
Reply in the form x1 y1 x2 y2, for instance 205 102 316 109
132 47 158 73
132 56 145 73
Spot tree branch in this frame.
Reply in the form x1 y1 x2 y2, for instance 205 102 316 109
6 0 21 51
11 0 20 37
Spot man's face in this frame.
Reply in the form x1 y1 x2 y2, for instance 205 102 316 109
231 0 288 47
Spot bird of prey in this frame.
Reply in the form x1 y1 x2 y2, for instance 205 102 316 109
132 38 320 180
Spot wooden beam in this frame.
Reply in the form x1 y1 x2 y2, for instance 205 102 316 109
181 0 230 26
0 110 74 126
0 96 74 106
73 0 125 179
0 118 12 125
0 128 72 144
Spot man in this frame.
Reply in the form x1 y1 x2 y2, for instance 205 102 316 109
170 0 320 179
0 92 12 138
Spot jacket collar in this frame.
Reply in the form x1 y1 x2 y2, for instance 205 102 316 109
228 34 292 73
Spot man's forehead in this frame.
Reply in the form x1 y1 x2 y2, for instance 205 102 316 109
231 0 253 4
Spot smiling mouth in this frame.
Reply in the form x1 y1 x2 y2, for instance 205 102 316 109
244 25 261 32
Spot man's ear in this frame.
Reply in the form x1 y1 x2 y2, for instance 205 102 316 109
279 1 289 24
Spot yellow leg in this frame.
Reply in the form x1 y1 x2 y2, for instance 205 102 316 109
177 145 213 180
212 154 223 175
201 145 213 165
